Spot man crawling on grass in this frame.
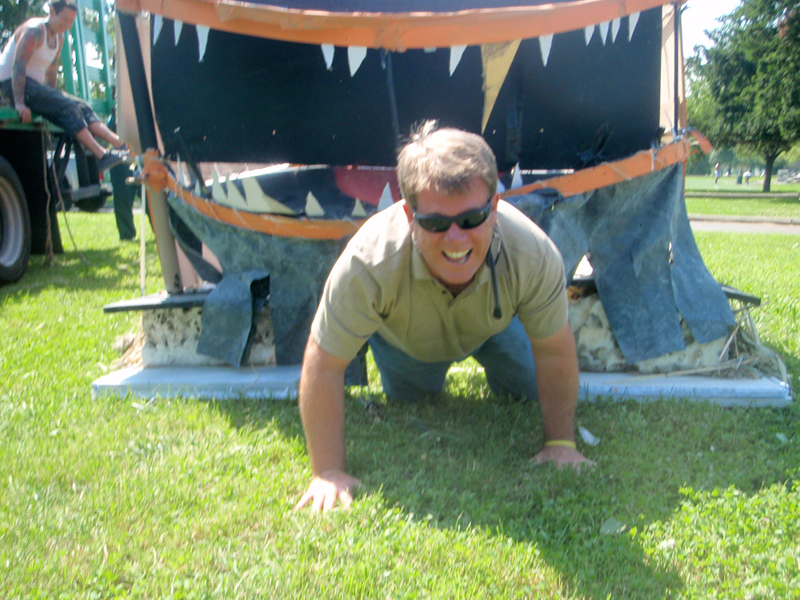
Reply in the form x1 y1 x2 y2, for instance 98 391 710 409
296 121 592 511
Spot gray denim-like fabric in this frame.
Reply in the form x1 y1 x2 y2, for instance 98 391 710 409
166 162 734 369
0 77 99 135
507 164 735 363
166 190 344 366
196 270 270 367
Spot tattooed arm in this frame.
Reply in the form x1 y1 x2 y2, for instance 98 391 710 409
11 22 45 124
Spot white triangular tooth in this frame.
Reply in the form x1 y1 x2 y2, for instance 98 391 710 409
226 177 248 208
612 18 621 42
628 12 640 41
240 178 295 214
599 22 609 45
449 45 466 76
348 46 367 77
511 164 523 189
377 183 393 211
194 180 202 197
263 194 295 215
584 25 595 45
305 192 325 217
153 15 163 45
211 168 226 203
539 34 553 67
196 25 210 61
242 177 265 205
352 199 367 218
321 44 335 70
174 20 183 45
496 180 506 194
424 47 436 53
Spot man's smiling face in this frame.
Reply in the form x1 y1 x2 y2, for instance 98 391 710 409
403 177 498 294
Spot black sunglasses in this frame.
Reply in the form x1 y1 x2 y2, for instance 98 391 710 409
413 200 493 233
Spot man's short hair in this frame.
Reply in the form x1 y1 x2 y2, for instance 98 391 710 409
51 0 78 14
396 120 498 209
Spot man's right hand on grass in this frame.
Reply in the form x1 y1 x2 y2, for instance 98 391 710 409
295 469 360 512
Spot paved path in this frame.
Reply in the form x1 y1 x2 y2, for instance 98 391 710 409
689 214 800 235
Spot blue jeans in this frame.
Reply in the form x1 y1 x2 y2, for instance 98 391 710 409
1 78 99 135
369 316 538 402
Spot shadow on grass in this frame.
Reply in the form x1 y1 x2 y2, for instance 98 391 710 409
0 245 148 299
345 393 686 599
213 403 649 595
212 361 800 599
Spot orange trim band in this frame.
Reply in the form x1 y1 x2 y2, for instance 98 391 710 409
116 0 681 51
139 130 707 239
500 134 699 200
141 152 366 240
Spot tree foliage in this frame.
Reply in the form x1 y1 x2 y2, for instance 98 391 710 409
0 0 47 47
687 0 800 191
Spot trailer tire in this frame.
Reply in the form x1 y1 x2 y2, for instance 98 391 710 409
0 155 31 284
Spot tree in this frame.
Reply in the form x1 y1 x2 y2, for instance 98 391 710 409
0 0 47 47
687 0 800 192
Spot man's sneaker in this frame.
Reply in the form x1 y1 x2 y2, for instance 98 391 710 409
97 147 131 172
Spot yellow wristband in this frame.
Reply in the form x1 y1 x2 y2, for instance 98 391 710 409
544 439 576 449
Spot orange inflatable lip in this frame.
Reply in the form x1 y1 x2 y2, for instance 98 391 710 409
141 150 366 240
500 131 707 200
140 130 706 240
116 0 682 51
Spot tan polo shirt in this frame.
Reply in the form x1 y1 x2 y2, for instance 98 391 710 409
310 200 567 363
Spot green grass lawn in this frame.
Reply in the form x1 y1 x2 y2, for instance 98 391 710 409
1 213 798 599
685 174 800 194
686 196 800 219
685 175 800 219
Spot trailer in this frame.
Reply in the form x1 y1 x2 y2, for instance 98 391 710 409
0 0 116 284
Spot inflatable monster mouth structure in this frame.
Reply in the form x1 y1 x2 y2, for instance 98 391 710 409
114 0 735 374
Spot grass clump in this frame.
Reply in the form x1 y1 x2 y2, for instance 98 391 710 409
0 212 798 599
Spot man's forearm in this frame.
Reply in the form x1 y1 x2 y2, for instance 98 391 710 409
531 323 580 442
298 339 349 475
535 355 579 441
12 65 27 108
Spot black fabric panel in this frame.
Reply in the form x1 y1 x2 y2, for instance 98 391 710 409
151 7 662 169
391 46 484 139
485 9 663 169
153 25 397 165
